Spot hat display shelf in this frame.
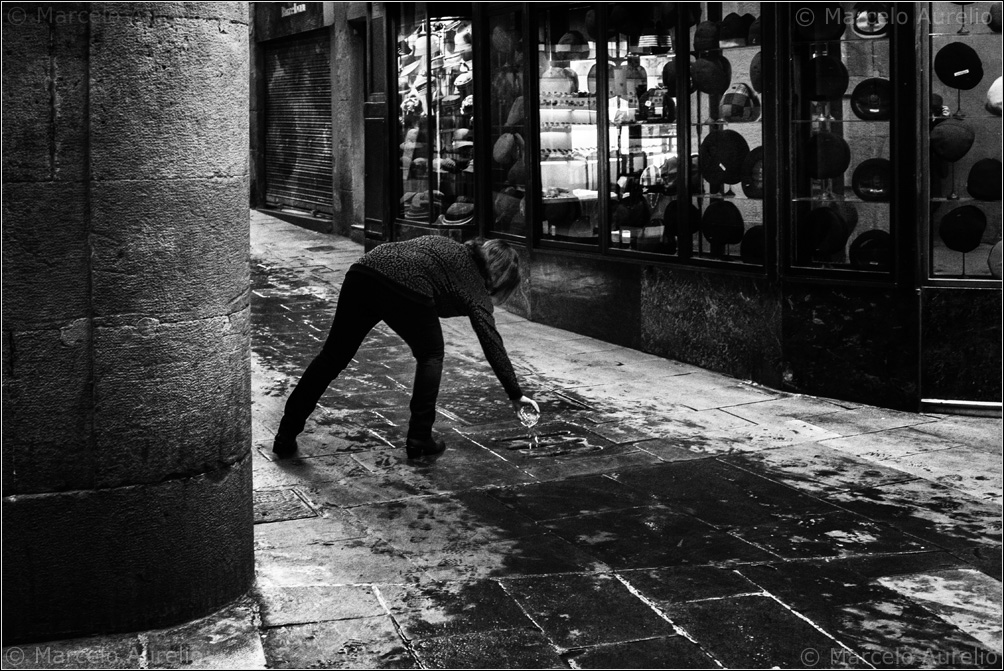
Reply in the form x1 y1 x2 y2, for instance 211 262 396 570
926 1 1003 279
687 4 765 263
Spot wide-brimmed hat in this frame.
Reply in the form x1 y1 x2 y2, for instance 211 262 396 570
720 83 761 122
852 158 892 201
702 200 745 246
851 77 892 120
934 42 984 91
740 225 765 264
939 205 987 253
692 54 732 96
794 3 846 41
806 131 851 179
851 3 892 38
930 118 975 162
700 130 750 185
849 229 892 269
750 51 764 93
967 158 1002 201
693 20 720 51
443 201 475 226
741 146 765 199
807 54 849 101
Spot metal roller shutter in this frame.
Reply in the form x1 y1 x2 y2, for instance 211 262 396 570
264 32 333 214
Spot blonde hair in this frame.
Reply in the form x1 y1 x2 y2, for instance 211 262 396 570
467 238 521 303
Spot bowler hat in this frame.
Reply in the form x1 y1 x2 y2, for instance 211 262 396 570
750 51 764 93
967 158 1002 201
662 58 696 94
849 229 892 269
806 131 851 179
851 78 892 120
939 205 987 253
693 20 720 51
720 83 761 122
794 3 846 42
740 225 766 264
930 118 975 162
741 146 765 199
748 16 763 45
851 158 892 201
700 130 750 185
701 200 745 246
934 42 984 90
720 13 747 47
851 3 891 39
807 54 849 101
692 54 732 96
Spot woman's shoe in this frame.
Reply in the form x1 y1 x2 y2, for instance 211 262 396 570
405 437 446 459
272 432 298 458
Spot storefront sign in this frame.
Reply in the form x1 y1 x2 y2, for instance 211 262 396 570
254 2 328 42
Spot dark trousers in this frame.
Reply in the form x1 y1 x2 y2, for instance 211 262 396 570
278 271 444 443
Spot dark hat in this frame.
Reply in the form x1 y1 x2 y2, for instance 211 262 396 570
851 3 892 39
664 200 702 237
508 160 527 186
848 229 892 269
851 78 892 120
693 20 720 51
443 201 475 226
662 58 695 94
740 14 757 41
720 83 761 122
660 155 701 195
405 192 431 220
720 13 747 47
851 158 892 201
794 3 847 42
750 51 764 93
666 4 703 28
505 96 524 127
740 225 766 264
609 3 642 37
410 156 428 178
967 158 1003 201
554 30 591 59
748 16 763 45
702 200 745 246
692 54 732 96
939 205 987 253
802 206 853 255
806 131 851 179
807 54 849 101
934 43 984 91
741 146 765 199
493 132 519 166
700 130 750 186
930 119 975 162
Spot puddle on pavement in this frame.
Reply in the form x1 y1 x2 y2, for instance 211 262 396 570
496 429 602 457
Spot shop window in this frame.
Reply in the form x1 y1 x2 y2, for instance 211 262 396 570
787 2 895 275
396 4 475 237
489 8 529 238
926 1 1003 280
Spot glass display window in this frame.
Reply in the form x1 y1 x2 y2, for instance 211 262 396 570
489 8 529 237
396 4 476 232
926 1 1003 280
787 2 895 274
687 2 766 265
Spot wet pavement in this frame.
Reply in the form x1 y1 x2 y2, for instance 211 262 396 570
3 209 1001 670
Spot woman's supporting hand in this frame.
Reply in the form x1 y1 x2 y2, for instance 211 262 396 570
512 395 540 413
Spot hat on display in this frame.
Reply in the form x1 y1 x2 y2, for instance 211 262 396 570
692 54 732 96
664 200 702 237
609 3 642 37
401 96 423 117
508 160 527 186
493 187 522 226
693 20 720 51
806 131 851 179
750 52 764 93
454 70 473 90
411 157 428 178
803 206 853 255
700 129 750 185
930 118 975 162
850 78 892 121
505 97 525 127
720 13 747 47
441 94 463 113
939 205 987 253
443 201 475 226
740 14 757 41
740 146 765 199
405 192 431 221
739 225 765 264
934 43 984 90
660 155 701 195
851 3 892 39
636 20 674 55
554 30 591 60
748 16 763 45
794 3 847 41
493 132 519 166
986 76 1003 116
462 94 475 116
720 83 761 122
852 158 892 201
662 58 695 94
807 54 849 101
702 200 745 246
849 229 892 269
991 2 1002 32
967 158 1003 201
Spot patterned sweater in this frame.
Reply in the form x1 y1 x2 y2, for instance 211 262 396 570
349 235 523 400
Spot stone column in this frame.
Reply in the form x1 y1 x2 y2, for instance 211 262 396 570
2 2 253 643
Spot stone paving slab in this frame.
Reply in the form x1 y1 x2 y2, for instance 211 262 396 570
410 628 565 670
260 616 414 669
566 636 718 669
